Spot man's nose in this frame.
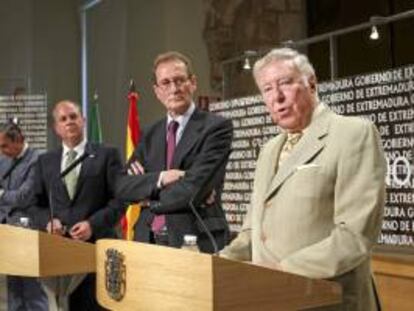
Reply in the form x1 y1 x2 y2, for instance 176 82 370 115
170 81 180 92
272 88 285 102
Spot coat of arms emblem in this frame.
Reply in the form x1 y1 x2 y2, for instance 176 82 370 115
105 248 126 301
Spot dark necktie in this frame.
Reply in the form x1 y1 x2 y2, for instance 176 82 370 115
152 121 179 233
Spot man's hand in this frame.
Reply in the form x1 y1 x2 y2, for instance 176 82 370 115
161 169 185 187
70 221 92 241
205 189 216 205
127 160 145 175
46 218 66 236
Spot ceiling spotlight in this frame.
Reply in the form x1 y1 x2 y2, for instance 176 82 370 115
369 25 379 40
242 50 257 70
243 57 251 70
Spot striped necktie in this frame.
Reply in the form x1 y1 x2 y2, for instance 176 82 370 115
278 132 303 166
64 149 78 199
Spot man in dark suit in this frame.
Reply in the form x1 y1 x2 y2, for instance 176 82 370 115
32 100 124 310
0 121 49 311
116 51 233 253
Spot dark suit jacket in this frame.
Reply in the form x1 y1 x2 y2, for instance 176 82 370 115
31 142 125 241
116 108 233 252
0 147 39 223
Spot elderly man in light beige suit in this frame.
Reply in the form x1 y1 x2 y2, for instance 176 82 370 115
221 48 386 310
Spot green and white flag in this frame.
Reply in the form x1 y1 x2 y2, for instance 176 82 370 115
88 92 103 143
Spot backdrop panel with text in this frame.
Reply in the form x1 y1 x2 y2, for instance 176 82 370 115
0 95 48 152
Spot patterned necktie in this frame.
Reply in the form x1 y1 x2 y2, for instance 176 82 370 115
152 121 179 233
278 132 303 166
64 149 78 199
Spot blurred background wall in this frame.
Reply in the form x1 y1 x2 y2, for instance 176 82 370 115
0 0 413 158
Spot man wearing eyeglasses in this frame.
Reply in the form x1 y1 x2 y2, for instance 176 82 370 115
221 48 386 310
116 51 233 253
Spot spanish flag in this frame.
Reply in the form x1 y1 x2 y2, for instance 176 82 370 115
121 80 142 240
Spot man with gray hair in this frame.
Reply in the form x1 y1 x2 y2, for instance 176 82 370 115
221 48 386 310
0 120 49 310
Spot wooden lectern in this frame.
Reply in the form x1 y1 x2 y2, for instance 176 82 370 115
96 240 341 311
0 224 95 277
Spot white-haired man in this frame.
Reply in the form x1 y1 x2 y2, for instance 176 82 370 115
221 48 386 310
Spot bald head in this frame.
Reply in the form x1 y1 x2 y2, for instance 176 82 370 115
53 100 85 148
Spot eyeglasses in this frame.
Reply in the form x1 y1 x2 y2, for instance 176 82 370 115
261 76 304 94
156 76 190 91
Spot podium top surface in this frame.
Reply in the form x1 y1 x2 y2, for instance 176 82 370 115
0 224 95 277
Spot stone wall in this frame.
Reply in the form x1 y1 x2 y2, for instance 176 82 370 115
203 0 306 98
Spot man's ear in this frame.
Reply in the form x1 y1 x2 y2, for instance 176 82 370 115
153 84 162 101
308 75 317 93
189 74 197 93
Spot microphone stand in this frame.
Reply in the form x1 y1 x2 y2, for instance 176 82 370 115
189 200 219 255
188 149 232 256
48 182 55 235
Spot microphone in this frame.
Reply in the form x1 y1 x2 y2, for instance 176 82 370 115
60 152 94 178
49 152 94 234
189 149 232 255
1 157 23 181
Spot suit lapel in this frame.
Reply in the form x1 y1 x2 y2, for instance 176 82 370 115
152 120 167 170
73 142 95 200
73 143 96 199
265 109 332 201
172 109 204 168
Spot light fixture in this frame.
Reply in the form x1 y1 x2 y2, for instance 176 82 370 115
369 25 380 40
281 40 295 48
243 57 251 70
242 50 257 70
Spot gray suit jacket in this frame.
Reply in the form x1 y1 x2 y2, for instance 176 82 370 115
0 147 39 223
222 106 386 310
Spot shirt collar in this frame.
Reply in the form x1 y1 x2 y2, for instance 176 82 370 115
62 139 87 157
167 102 195 129
15 142 29 159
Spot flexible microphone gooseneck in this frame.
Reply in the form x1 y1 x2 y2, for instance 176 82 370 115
188 149 232 255
1 157 23 181
189 200 219 255
59 152 94 178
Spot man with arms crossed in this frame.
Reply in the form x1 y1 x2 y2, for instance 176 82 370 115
221 48 386 310
116 51 232 253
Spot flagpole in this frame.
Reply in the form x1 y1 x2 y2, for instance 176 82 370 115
80 0 102 136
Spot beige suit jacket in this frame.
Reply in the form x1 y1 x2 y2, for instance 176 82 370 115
222 106 386 310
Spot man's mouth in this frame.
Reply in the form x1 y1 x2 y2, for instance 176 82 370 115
170 96 184 102
277 107 290 118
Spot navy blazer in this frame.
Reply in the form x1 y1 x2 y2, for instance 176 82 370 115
116 108 233 252
31 142 125 241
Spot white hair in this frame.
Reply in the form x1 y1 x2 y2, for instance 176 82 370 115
253 48 316 82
